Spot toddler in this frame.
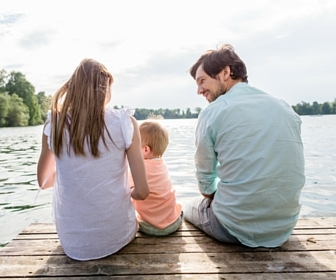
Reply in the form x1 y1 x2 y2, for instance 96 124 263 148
129 121 182 236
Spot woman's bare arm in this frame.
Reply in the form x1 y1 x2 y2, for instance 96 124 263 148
126 117 149 200
37 131 56 189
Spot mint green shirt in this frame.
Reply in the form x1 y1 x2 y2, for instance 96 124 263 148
195 82 305 247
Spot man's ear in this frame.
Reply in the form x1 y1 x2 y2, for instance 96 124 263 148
221 65 231 80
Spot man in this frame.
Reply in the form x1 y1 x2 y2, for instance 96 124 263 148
184 44 305 248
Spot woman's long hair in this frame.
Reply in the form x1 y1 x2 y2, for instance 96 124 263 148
51 58 113 158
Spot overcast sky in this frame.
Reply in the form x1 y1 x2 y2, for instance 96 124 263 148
1 0 335 111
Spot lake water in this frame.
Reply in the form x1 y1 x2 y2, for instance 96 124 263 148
0 115 335 246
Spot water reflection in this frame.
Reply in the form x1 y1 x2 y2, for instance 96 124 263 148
0 116 335 246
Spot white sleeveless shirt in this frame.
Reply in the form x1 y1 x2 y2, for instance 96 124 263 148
44 107 137 260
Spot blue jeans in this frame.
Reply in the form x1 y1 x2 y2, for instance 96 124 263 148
183 196 240 244
138 212 183 236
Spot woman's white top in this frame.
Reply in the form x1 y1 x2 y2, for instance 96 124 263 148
44 107 137 261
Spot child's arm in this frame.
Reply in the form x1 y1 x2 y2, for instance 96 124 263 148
126 117 149 200
37 130 56 189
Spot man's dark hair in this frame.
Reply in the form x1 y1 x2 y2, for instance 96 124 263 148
189 44 248 83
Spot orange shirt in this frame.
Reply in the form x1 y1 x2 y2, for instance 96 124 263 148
129 158 182 229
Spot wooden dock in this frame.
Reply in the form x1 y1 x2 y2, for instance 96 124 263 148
0 217 336 279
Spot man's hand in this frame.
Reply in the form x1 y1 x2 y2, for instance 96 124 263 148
202 192 215 200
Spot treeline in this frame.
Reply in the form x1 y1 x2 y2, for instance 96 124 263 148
1 69 335 127
114 107 201 120
291 100 336 115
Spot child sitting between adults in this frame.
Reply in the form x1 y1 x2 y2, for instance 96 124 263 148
129 121 182 236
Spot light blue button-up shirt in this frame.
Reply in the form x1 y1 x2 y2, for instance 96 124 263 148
195 82 305 247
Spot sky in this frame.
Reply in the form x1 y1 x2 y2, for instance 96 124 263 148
1 0 336 111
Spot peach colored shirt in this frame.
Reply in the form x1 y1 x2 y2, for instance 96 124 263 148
129 158 182 229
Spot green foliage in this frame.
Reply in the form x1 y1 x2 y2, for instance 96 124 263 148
195 107 202 114
292 99 336 115
0 70 45 127
0 93 9 126
0 70 8 93
24 94 42 125
6 72 35 102
7 94 29 127
37 91 52 121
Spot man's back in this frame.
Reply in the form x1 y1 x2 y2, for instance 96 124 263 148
195 82 305 247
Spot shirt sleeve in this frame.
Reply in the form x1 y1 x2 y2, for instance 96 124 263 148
194 113 220 195
119 107 135 149
43 110 52 150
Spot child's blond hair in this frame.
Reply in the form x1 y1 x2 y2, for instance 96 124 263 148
139 121 169 157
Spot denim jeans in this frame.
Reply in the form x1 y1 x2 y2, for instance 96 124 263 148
138 212 183 236
183 196 240 244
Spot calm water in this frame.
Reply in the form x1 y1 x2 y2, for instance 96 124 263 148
0 116 335 246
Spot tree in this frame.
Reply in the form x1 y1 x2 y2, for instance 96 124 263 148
186 108 192 118
195 107 202 114
7 94 29 127
6 71 35 103
5 71 43 125
312 101 320 115
321 102 331 114
331 99 336 114
0 69 8 93
292 101 313 115
163 108 174 119
25 94 43 125
37 91 52 121
0 92 9 126
194 107 202 118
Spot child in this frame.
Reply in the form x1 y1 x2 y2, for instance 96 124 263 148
37 58 149 261
129 121 182 236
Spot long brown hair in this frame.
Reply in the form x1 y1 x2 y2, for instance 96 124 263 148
51 58 113 158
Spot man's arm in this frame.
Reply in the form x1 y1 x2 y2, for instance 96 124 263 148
194 116 219 199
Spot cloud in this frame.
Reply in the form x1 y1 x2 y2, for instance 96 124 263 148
18 29 56 50
222 8 336 105
110 48 207 109
0 13 24 25
0 0 335 109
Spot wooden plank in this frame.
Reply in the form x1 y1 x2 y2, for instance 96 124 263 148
14 228 336 240
1 218 336 279
20 217 336 235
19 221 200 234
295 217 336 228
2 233 336 256
20 223 57 234
1 273 336 279
14 233 59 240
292 228 336 234
0 251 335 277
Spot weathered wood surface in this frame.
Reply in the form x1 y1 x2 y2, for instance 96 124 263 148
0 217 335 279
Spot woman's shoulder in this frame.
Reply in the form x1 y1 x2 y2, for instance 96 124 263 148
105 106 135 120
104 107 135 148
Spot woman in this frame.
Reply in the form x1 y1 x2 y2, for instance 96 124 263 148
37 58 149 261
